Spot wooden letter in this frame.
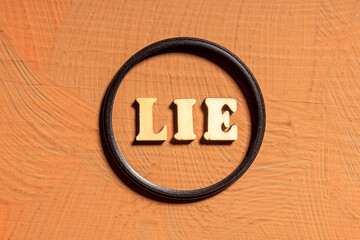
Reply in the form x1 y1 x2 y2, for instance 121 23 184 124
203 98 237 141
173 99 196 141
135 98 167 141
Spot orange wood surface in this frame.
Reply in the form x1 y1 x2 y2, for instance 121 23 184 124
1 0 360 239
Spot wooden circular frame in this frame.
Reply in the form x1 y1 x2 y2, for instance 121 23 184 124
102 37 266 201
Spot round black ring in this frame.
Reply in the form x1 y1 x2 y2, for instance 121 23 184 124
102 37 266 201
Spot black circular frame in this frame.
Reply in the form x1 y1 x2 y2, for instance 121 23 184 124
102 37 266 201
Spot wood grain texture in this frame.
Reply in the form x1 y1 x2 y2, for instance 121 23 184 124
1 0 360 239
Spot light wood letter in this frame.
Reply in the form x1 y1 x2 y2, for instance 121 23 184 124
203 98 237 141
173 99 196 141
135 98 167 141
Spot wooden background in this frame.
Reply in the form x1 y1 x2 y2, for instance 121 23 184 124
1 0 360 239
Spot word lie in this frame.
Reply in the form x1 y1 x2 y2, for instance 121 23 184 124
135 98 238 142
